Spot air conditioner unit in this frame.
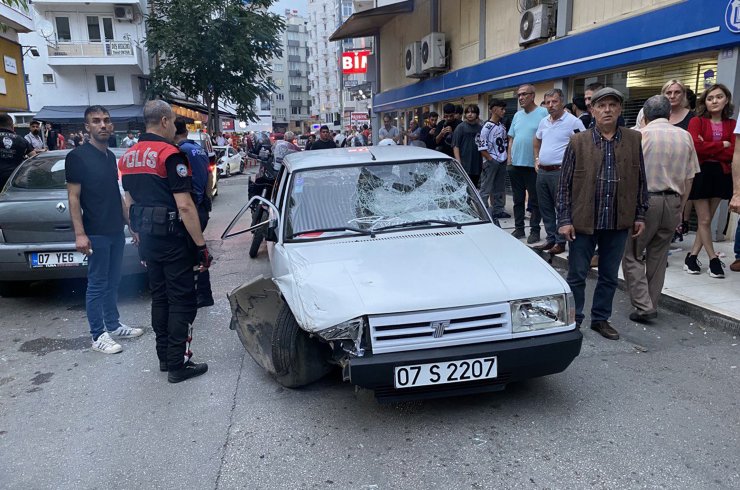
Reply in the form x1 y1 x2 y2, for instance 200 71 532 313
114 6 134 21
420 32 446 73
519 4 553 46
404 41 422 78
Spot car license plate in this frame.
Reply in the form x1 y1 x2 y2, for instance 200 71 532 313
31 251 88 268
393 356 497 389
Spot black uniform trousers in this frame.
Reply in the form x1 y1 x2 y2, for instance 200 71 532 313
140 233 197 370
196 202 213 303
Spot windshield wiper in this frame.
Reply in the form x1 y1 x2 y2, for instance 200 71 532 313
287 226 375 239
373 219 463 232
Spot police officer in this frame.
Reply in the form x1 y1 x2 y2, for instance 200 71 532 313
119 100 212 383
0 113 36 189
174 117 214 308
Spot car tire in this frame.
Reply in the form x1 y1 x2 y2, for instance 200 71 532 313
225 166 231 178
239 161 245 174
271 304 332 388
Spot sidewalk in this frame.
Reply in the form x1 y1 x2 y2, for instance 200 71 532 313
497 210 740 336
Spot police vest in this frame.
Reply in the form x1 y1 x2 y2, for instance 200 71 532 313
119 140 184 181
119 140 189 236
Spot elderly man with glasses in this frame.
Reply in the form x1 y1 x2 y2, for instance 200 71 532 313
508 84 548 244
557 88 649 341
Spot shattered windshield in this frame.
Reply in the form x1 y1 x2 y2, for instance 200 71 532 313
286 160 487 239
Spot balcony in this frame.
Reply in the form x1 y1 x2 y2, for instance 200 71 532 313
289 70 302 77
289 85 304 92
47 40 143 70
288 55 301 62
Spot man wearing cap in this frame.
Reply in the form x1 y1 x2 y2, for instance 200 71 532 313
557 87 649 340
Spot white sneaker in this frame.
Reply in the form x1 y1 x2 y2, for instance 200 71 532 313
109 324 144 339
91 332 123 354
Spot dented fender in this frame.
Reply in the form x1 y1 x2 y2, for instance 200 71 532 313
227 275 283 374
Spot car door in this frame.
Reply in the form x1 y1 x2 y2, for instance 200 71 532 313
265 165 288 263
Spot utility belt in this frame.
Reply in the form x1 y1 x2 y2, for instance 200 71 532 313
129 205 182 237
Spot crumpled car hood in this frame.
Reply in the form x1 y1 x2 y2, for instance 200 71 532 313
274 224 570 332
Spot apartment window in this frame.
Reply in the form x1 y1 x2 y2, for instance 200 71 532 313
42 73 55 84
273 93 285 101
273 63 284 71
87 16 114 42
95 75 116 92
55 17 71 42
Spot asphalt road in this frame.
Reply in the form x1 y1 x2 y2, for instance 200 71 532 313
1 170 738 489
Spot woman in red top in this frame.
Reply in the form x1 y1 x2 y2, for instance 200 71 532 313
685 84 736 278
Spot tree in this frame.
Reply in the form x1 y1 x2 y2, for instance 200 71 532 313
1 0 29 31
146 0 284 132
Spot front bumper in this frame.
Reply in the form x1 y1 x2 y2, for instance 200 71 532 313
0 238 145 281
348 329 582 402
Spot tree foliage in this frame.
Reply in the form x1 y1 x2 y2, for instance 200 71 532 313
146 0 284 130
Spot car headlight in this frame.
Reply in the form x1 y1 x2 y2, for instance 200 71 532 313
510 294 574 333
316 316 366 356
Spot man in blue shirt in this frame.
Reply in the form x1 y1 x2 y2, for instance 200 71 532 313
508 84 548 244
174 118 214 308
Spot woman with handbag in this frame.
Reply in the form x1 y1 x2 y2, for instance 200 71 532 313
685 84 736 278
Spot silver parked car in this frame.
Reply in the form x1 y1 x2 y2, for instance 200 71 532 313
0 149 145 296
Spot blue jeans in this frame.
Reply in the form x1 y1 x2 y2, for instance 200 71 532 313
566 229 628 325
86 232 125 339
735 217 740 260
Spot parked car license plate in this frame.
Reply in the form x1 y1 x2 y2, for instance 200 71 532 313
31 251 88 268
394 356 497 389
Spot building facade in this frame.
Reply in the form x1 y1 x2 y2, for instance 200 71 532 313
272 10 311 134
335 0 740 134
0 2 34 114
308 0 342 129
19 0 149 119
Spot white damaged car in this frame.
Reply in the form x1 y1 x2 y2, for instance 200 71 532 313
224 147 582 402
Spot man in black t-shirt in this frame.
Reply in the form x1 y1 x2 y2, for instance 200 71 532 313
434 103 461 157
308 125 337 150
66 105 143 355
0 113 35 190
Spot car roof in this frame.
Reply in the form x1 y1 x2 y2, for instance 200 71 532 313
282 146 452 172
25 148 126 159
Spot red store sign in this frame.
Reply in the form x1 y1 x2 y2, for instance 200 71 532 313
342 50 371 74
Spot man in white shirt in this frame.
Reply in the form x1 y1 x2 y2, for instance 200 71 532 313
533 88 586 254
121 131 137 148
24 120 46 151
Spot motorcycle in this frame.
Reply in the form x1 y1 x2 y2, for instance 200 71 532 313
247 146 276 258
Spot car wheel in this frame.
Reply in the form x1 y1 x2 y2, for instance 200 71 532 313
225 166 231 178
239 161 245 174
271 304 332 388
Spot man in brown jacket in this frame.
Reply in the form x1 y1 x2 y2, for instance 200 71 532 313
557 88 649 340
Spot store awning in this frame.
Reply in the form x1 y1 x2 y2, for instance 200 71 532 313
34 104 144 124
329 1 413 41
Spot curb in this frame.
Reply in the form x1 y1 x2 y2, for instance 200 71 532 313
543 253 740 337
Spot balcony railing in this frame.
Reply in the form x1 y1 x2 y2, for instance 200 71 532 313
48 40 135 58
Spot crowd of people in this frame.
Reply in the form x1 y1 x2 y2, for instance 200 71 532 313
376 80 737 341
